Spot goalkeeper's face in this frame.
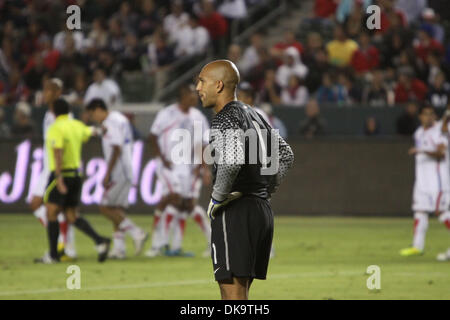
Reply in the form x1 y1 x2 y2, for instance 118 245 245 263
196 71 218 109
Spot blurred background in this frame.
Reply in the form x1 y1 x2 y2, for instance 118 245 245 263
0 0 450 216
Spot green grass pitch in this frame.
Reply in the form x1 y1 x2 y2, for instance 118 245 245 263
0 214 449 300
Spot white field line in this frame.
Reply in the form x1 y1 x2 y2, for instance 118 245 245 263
0 271 448 297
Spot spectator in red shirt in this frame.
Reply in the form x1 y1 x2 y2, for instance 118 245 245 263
394 70 428 103
351 32 380 74
314 0 338 19
378 0 408 35
414 24 445 64
271 30 304 64
23 35 60 73
197 0 228 54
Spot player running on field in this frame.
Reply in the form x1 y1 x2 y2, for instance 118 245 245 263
29 78 76 260
146 84 212 258
400 105 450 259
86 98 148 259
34 99 110 264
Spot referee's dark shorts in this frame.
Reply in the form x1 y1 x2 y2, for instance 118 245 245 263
44 169 82 208
211 195 274 281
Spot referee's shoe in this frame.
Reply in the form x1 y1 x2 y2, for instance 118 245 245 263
35 238 110 264
96 238 111 262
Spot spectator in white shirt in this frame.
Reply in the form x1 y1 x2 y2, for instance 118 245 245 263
395 0 427 24
164 0 189 44
84 68 121 108
53 24 84 53
189 15 210 55
218 0 248 20
276 46 308 88
174 22 195 57
240 32 264 76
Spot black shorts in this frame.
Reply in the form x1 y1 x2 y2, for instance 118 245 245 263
44 170 82 208
211 195 274 281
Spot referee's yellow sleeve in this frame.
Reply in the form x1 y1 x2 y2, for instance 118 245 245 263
47 126 63 149
81 122 93 143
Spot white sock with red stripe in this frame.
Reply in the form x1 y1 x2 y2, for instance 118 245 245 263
150 209 164 250
119 218 143 241
191 205 211 244
438 211 450 230
113 230 126 252
170 212 188 251
151 205 177 250
152 209 162 231
57 214 67 245
413 212 428 251
33 205 47 227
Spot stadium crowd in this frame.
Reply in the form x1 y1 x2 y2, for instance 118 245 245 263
0 0 450 138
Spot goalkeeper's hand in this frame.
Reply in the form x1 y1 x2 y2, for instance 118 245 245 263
207 192 243 220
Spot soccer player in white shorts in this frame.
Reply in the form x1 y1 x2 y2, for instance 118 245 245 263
29 78 76 260
166 163 211 257
146 84 211 257
400 105 450 259
86 98 148 259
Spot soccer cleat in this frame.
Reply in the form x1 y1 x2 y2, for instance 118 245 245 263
133 231 149 256
145 248 161 258
60 254 77 263
166 248 195 257
108 248 126 260
64 243 77 259
145 245 169 258
436 249 450 262
57 242 65 256
400 247 424 257
96 238 111 263
34 252 58 264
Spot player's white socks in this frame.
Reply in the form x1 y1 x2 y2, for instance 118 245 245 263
151 205 177 250
152 209 162 231
191 205 211 244
113 230 126 252
438 211 450 230
65 224 77 257
170 212 188 252
34 206 76 256
119 218 143 240
150 209 164 250
57 214 67 245
413 212 429 251
33 205 47 227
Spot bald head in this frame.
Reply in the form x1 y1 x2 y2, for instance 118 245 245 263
196 60 240 111
202 60 240 91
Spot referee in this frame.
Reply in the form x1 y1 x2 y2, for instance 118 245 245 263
35 99 111 264
196 60 294 300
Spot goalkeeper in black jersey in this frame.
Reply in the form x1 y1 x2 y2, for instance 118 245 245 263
196 60 294 300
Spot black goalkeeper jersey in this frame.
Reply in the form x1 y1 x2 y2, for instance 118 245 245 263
209 100 294 201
